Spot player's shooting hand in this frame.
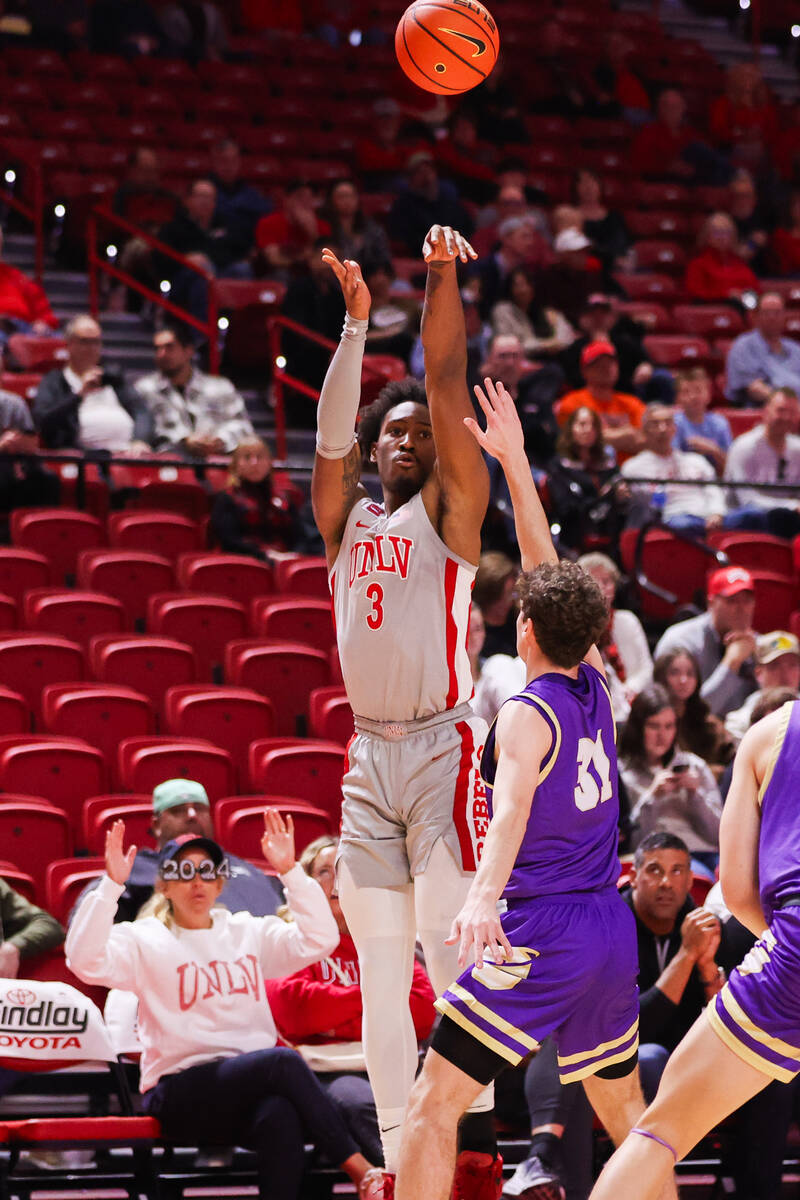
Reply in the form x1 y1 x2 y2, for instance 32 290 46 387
321 248 371 321
447 893 513 970
261 809 296 875
464 377 526 464
105 820 137 886
422 224 477 265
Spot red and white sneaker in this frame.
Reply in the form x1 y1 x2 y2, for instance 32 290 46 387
359 1168 395 1200
452 1151 504 1200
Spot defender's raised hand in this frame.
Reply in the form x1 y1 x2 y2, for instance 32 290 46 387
321 248 371 321
464 377 526 465
422 224 477 265
261 809 296 875
105 820 137 886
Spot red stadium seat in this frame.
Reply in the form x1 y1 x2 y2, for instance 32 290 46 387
77 551 174 625
89 635 196 710
248 740 345 825
147 593 247 680
624 211 693 241
48 459 110 520
614 301 673 333
10 509 106 583
0 737 105 835
215 798 333 859
116 736 235 801
713 533 795 579
620 528 719 623
23 590 128 647
308 686 353 746
177 553 274 605
163 686 275 782
45 857 106 925
613 273 679 302
0 548 51 602
225 641 330 737
108 511 204 557
5 335 67 372
672 305 745 339
0 594 17 630
0 685 29 733
642 335 711 368
0 636 84 723
712 408 762 438
128 480 211 521
0 797 71 890
274 556 329 599
632 240 687 275
83 798 155 856
251 596 335 653
750 572 799 634
0 862 37 903
41 683 154 768
0 371 41 402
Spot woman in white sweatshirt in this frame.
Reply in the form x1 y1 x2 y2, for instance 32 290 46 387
66 813 382 1200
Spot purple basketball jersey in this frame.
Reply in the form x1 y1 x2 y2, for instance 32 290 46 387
480 661 621 900
758 700 800 920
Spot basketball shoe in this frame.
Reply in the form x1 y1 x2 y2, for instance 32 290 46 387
452 1150 504 1200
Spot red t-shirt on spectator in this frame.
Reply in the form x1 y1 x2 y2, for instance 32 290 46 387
709 96 778 148
684 249 759 302
630 121 698 177
0 265 57 328
265 932 436 1045
255 212 330 256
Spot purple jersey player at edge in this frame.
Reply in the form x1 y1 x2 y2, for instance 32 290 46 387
589 698 800 1200
394 379 679 1200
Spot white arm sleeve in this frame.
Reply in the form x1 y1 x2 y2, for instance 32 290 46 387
315 313 368 459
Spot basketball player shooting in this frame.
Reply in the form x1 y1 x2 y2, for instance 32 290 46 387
312 226 497 1195
394 379 678 1200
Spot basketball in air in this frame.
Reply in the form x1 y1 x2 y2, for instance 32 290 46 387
395 0 500 95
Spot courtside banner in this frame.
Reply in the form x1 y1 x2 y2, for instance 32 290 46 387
0 979 114 1061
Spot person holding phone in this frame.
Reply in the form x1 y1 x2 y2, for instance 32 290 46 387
619 684 724 875
65 813 383 1200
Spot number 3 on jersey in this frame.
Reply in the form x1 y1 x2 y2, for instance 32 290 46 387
365 583 384 630
574 729 612 812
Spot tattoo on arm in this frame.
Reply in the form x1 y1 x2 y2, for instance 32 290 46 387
341 443 362 497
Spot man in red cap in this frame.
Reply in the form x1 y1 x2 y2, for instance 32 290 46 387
556 340 645 458
654 566 758 718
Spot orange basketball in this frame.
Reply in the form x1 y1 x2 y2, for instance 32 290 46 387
395 0 499 96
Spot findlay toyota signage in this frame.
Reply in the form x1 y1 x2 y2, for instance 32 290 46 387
0 983 112 1059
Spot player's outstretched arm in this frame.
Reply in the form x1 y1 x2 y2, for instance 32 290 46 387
447 701 551 969
421 224 488 562
719 712 771 937
311 249 370 565
465 377 557 571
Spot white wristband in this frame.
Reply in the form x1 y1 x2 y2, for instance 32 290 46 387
315 314 368 460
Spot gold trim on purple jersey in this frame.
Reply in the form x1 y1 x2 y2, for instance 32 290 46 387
758 700 793 808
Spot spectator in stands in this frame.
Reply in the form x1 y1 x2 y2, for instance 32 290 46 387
654 565 757 718
724 631 800 745
33 314 153 453
361 261 418 363
0 227 57 339
158 178 250 320
545 406 627 554
322 179 391 270
0 349 59 512
573 168 633 278
772 190 800 277
709 63 777 172
432 109 497 206
473 215 548 319
472 551 518 659
685 212 760 305
726 169 770 275
280 239 347 400
489 266 574 359
672 366 731 474
590 32 650 122
478 332 562 467
528 19 589 118
66 817 382 1200
210 437 302 558
72 779 283 925
471 183 550 261
136 324 253 457
0 875 63 976
255 180 331 279
619 684 723 870
621 402 728 534
267 836 436 1165
208 139 272 261
387 150 472 258
620 832 724 1097
556 341 645 458
157 1 228 60
726 292 800 405
113 148 179 235
652 649 734 774
559 294 672 405
724 386 800 537
356 98 412 191
631 87 730 185
578 552 653 696
536 228 604 326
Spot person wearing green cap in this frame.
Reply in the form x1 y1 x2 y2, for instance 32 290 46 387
69 778 283 926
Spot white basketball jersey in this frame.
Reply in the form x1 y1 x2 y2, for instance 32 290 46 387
330 492 476 723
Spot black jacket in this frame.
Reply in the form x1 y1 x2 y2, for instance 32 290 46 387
33 367 154 450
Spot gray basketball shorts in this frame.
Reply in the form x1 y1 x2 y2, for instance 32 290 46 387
338 703 489 887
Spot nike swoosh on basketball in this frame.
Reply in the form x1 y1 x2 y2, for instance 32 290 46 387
439 27 486 57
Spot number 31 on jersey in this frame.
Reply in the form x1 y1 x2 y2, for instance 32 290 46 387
574 729 612 812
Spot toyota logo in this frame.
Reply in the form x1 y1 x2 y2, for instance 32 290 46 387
7 988 36 1005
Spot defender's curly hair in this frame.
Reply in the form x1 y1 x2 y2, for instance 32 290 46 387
357 378 428 457
517 560 609 669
